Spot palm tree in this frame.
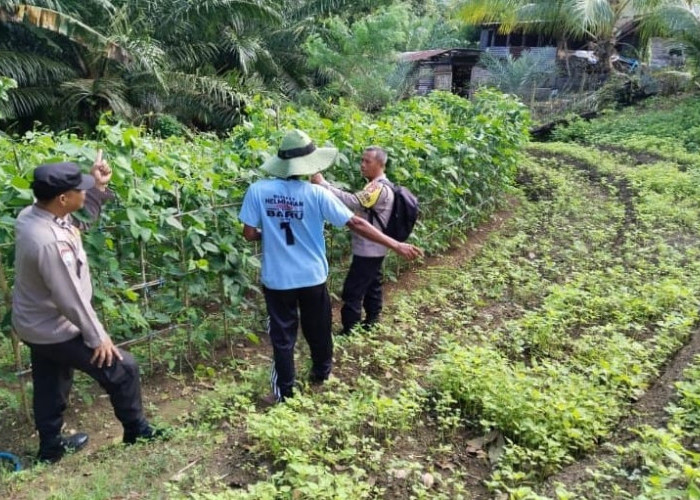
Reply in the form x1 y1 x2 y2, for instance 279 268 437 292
0 0 282 131
454 0 696 74
477 50 557 100
644 2 700 75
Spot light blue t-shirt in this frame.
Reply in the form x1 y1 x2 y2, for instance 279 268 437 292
239 178 353 290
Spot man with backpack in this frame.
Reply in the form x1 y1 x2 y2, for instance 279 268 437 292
241 132 422 402
311 146 417 334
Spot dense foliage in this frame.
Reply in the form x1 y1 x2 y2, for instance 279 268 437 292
0 0 474 133
0 89 529 362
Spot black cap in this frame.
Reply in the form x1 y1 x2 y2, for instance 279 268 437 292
31 162 95 200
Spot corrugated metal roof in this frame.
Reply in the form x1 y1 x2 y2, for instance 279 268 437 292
398 48 482 62
398 49 451 62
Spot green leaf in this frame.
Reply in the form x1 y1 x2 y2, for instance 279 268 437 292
11 176 30 189
165 216 184 231
202 242 220 254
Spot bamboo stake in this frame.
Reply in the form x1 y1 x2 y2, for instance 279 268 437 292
210 190 231 356
174 186 192 361
0 251 31 422
133 175 153 372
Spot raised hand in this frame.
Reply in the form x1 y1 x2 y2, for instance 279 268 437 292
90 149 112 190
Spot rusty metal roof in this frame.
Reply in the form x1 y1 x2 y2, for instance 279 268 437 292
398 48 481 62
398 49 451 62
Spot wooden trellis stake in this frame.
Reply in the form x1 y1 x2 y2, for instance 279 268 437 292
0 251 31 422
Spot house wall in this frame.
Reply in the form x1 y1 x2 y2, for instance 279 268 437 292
650 38 684 69
434 65 452 91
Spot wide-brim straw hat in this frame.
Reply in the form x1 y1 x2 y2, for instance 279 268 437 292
261 129 338 178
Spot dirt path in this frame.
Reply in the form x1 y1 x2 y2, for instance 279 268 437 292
544 327 700 494
0 202 517 468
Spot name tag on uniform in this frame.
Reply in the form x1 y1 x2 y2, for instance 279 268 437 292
60 246 75 267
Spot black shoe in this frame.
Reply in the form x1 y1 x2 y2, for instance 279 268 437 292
309 372 330 385
362 317 380 330
37 432 89 463
123 423 166 444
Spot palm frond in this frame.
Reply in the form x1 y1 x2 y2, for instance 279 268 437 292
2 85 59 117
157 0 281 29
478 49 557 96
0 4 129 62
160 71 248 128
61 77 134 117
0 50 76 84
572 0 616 38
164 71 243 107
166 42 220 71
220 26 269 74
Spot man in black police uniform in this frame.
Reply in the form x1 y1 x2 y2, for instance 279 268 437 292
12 154 159 463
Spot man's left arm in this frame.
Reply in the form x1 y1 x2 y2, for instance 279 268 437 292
346 216 423 260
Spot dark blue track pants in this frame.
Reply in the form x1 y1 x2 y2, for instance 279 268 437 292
263 283 333 400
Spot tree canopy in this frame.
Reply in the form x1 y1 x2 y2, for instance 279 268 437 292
0 0 471 133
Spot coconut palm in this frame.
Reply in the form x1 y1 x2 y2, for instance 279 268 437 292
644 2 700 75
454 0 697 73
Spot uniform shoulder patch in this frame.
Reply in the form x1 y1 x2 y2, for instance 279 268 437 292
355 181 383 208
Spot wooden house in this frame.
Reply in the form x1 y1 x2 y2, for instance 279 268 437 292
398 48 482 97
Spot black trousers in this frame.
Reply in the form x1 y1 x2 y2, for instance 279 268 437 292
27 336 147 442
263 283 333 400
341 255 385 333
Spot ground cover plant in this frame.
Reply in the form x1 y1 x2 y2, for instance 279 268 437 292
2 93 700 499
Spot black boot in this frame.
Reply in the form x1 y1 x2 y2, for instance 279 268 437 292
37 433 89 463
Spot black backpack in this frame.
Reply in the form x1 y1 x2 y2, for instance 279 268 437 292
368 179 419 242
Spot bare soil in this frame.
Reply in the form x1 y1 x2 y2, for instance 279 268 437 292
0 204 515 479
543 326 700 496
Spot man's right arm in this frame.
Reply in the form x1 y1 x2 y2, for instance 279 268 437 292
73 151 115 231
73 187 115 231
239 187 262 242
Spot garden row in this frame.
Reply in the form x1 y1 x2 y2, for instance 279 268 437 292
0 89 529 381
180 98 700 498
151 98 700 498
2 97 700 498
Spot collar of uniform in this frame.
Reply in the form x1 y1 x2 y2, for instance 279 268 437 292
31 204 73 229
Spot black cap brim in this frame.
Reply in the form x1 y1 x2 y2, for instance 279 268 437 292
76 174 96 191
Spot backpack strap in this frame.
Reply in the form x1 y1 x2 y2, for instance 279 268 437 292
366 179 392 232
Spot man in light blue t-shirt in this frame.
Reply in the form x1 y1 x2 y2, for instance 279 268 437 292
240 129 423 402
